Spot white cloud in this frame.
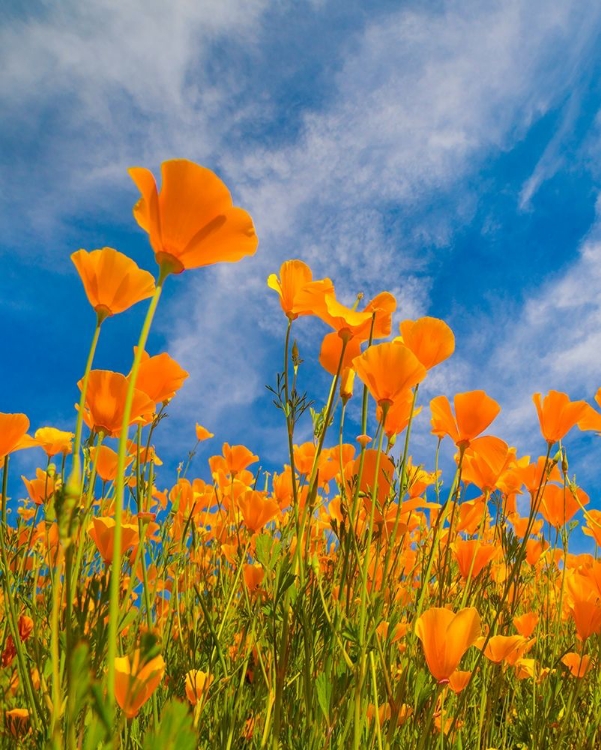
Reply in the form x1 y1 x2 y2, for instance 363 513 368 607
4 0 601 467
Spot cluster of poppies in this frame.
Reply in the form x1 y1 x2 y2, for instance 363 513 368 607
1 159 600 747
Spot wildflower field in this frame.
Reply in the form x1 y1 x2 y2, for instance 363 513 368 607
3 159 601 749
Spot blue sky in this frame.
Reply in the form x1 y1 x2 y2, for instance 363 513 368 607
3 0 601 545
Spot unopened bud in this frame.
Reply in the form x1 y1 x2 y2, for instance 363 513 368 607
340 367 355 403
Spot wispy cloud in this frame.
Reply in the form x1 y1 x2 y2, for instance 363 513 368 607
4 0 601 470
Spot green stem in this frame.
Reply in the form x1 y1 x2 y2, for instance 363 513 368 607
106 273 166 714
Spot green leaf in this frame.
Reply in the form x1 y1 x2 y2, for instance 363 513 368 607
255 534 282 571
315 673 332 724
142 699 197 750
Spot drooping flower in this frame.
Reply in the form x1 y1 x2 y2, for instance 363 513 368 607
415 607 481 683
114 649 165 719
129 159 258 275
71 248 156 323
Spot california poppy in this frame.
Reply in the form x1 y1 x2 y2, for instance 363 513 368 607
415 607 481 683
398 317 455 370
79 370 156 438
0 413 37 461
353 342 426 409
267 260 334 320
128 159 258 275
453 539 499 579
114 649 165 719
132 349 189 404
319 331 362 376
479 635 532 665
208 443 259 478
461 436 514 493
243 563 265 592
237 490 280 533
71 248 156 323
33 427 74 457
532 391 589 445
87 517 140 564
539 484 588 528
22 469 58 505
89 445 132 483
430 391 500 450
185 670 213 706
314 290 396 342
195 423 214 441
561 652 592 678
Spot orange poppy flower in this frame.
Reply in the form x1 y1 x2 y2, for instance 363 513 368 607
532 390 589 445
319 332 362 376
583 509 601 547
71 247 156 323
128 159 258 275
350 449 396 509
353 342 426 409
243 563 265 591
0 413 37 461
398 317 455 370
479 635 531 665
513 612 538 637
376 391 421 439
570 600 601 641
184 670 213 706
195 423 214 441
89 445 133 483
340 367 356 401
132 349 189 404
208 443 259 478
539 484 588 528
461 436 514 493
237 490 280 533
430 391 501 449
525 537 548 566
561 652 592 678
79 370 156 438
267 260 334 320
453 539 499 579
448 670 471 694
322 291 397 341
22 469 58 505
114 649 165 719
4 709 30 739
33 427 74 457
87 517 140 564
415 607 481 683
